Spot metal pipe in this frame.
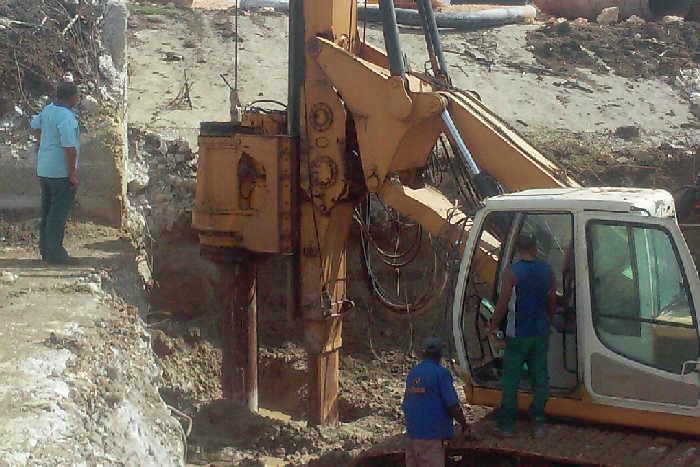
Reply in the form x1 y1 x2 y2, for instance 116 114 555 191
359 5 537 29
416 0 449 80
221 260 258 412
416 0 439 77
441 110 480 175
442 110 503 198
378 0 406 77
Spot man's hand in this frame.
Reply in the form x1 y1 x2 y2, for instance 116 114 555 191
491 268 516 335
31 130 41 150
450 422 479 444
447 404 470 441
64 147 78 189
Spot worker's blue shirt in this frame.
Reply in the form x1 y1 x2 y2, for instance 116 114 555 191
30 103 80 178
506 259 553 338
402 359 460 439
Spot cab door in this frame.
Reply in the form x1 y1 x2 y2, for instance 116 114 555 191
579 213 700 414
452 208 578 392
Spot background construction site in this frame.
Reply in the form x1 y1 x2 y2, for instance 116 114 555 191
0 0 698 466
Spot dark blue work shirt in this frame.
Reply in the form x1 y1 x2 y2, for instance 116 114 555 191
402 359 460 439
506 259 553 338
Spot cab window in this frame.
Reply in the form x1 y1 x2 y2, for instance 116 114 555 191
517 213 574 295
587 221 699 374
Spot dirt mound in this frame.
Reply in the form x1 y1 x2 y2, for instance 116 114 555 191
527 20 699 79
533 130 698 191
0 0 102 117
151 320 409 465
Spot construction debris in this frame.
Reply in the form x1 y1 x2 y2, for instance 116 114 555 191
676 68 700 118
662 15 685 24
527 20 700 80
596 6 620 25
0 0 103 119
0 271 18 284
125 128 198 238
614 125 641 140
626 14 646 25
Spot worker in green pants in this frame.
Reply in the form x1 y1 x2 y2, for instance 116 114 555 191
30 82 81 264
489 234 556 438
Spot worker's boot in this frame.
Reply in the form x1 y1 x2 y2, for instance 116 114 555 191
492 424 514 438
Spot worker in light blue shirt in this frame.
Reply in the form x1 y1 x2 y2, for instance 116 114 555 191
30 82 81 264
402 337 470 467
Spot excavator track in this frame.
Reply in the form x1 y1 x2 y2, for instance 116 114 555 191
354 416 700 466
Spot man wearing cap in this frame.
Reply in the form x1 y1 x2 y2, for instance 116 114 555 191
489 234 556 437
30 81 80 264
402 336 470 467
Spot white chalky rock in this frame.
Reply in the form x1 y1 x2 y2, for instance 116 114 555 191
80 95 100 114
1 271 18 284
596 7 619 25
626 15 645 25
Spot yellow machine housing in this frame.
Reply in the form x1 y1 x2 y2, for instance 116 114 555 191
193 114 293 254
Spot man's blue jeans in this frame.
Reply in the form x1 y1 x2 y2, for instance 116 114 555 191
39 177 75 262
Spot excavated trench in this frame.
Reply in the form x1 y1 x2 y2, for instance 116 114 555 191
135 221 408 465
123 127 467 462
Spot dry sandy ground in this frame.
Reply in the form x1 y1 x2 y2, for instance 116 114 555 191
127 5 697 151
128 6 288 145
0 221 185 465
192 0 237 8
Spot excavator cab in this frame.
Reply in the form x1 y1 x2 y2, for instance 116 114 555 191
452 187 700 435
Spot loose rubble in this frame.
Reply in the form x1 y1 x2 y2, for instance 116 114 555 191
596 6 619 25
0 225 186 465
676 68 700 119
0 271 18 284
125 127 198 239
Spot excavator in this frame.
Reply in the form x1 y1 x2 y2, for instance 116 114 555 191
191 0 700 464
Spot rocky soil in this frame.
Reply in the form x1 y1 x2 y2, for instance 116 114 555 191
0 221 185 465
528 18 699 81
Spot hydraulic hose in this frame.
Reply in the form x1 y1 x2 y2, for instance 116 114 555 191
378 0 406 77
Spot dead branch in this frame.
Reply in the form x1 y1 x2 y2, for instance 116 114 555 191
61 11 82 36
168 70 194 110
